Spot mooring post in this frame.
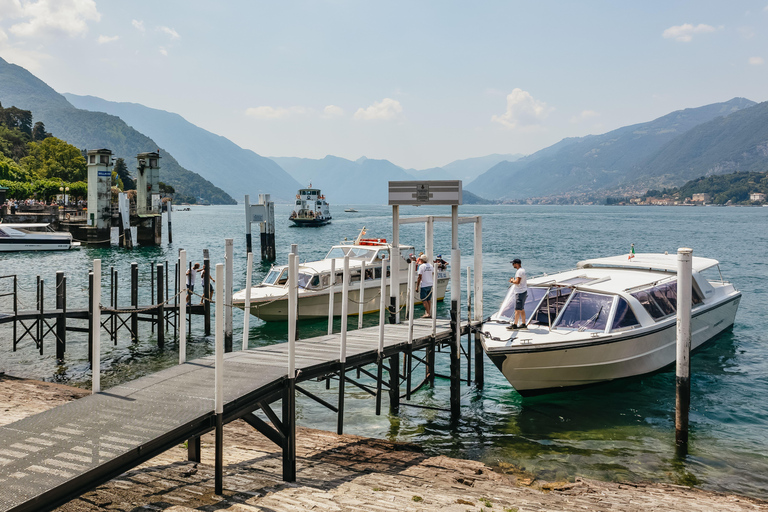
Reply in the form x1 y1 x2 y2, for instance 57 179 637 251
406 259 415 400
203 250 211 335
263 194 276 261
55 272 66 359
88 271 93 362
676 247 693 453
243 252 253 351
113 268 119 345
450 203 461 419
150 262 155 334
179 250 187 364
390 204 400 324
327 258 336 335
474 216 484 389
92 259 101 394
38 279 44 355
166 201 173 244
357 261 366 328
284 252 297 481
165 260 170 331
224 239 234 351
376 257 388 415
338 255 350 434
131 263 138 340
157 263 164 348
214 262 224 495
466 266 472 385
244 194 253 254
389 352 400 414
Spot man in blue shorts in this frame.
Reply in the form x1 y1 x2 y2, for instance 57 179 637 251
507 258 528 330
416 255 434 318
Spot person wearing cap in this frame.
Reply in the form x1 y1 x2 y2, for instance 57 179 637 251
507 258 528 330
434 254 448 270
416 255 434 318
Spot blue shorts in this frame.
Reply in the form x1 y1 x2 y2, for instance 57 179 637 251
420 286 432 301
515 291 527 310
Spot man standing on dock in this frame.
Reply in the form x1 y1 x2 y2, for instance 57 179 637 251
507 258 528 330
186 262 200 305
416 255 434 318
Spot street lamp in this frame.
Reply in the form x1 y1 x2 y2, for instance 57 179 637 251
59 186 70 205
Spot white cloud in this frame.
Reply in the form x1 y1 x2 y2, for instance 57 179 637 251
158 26 180 39
0 26 47 70
245 106 308 120
570 110 600 124
353 98 403 121
491 88 552 129
97 34 118 44
749 56 764 65
132 19 145 32
159 46 168 56
8 0 99 38
662 23 717 42
0 0 23 21
323 105 344 117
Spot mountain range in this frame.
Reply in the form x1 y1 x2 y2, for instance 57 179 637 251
467 97 759 200
0 56 235 204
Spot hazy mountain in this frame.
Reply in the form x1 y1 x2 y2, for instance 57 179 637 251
0 56 234 204
64 94 301 202
409 153 523 182
467 98 757 200
270 155 414 204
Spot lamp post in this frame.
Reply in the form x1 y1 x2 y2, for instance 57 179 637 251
59 186 63 206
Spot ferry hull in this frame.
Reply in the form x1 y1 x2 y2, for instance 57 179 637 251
289 217 331 227
235 276 449 322
484 295 740 396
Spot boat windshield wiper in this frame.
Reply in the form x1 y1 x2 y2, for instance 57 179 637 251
578 306 603 332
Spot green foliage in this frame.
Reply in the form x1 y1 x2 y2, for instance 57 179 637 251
0 178 86 201
0 101 32 135
31 121 51 141
113 157 135 190
0 155 30 181
0 124 31 161
20 136 87 182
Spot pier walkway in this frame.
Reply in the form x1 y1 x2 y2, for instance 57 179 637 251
0 317 466 512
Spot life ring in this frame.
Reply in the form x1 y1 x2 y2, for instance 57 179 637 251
65 213 71 220
296 194 300 199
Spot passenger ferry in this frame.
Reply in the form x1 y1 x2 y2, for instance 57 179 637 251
480 253 741 396
289 184 332 227
232 231 450 321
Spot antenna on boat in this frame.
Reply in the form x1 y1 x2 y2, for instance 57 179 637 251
354 226 367 245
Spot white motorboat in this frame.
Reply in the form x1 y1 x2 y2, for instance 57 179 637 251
0 223 76 251
233 233 449 321
480 253 741 396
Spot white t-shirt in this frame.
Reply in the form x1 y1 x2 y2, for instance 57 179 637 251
511 267 527 294
418 262 434 287
186 269 197 287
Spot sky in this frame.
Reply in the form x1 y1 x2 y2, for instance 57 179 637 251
0 0 767 170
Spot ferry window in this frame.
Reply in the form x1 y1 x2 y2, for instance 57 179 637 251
264 269 281 285
296 201 301 205
554 292 613 331
612 297 640 331
325 247 348 259
631 289 664 320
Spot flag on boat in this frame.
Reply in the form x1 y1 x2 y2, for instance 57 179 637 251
628 243 635 260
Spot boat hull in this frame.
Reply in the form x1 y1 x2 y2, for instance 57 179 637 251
289 217 331 227
0 239 73 251
484 294 741 396
236 276 449 321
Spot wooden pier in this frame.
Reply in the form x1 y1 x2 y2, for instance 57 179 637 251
0 316 475 512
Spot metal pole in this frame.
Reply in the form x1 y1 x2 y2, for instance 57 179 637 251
56 271 65 360
167 200 173 244
203 250 211 335
376 257 387 415
214 262 224 495
406 259 415 400
244 194 252 254
179 250 187 364
131 262 138 340
474 217 484 388
224 238 234 352
288 254 297 379
450 204 461 418
92 259 101 394
285 252 298 480
243 252 253 351
327 258 336 334
391 205 400 323
338 255 350 435
676 247 693 452
467 266 472 385
358 261 365 328
157 263 164 348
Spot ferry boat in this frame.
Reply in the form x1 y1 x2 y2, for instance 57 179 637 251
480 253 741 396
0 223 76 251
232 231 450 321
289 184 332 227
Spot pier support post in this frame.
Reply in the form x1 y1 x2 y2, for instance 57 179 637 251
327 258 336 335
56 271 66 360
245 194 252 253
156 263 164 348
203 250 211 335
92 260 101 394
376 257 387 415
166 201 172 244
284 252 297 481
179 250 187 364
225 239 234 352
131 263 138 340
676 247 693 453
450 203 461 419
214 263 225 495
243 252 253 350
261 194 276 261
187 436 200 462
390 205 400 324
388 352 400 414
88 272 93 362
338 255 350 434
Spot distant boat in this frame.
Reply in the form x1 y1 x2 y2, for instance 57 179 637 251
289 183 332 227
344 208 358 212
0 223 76 251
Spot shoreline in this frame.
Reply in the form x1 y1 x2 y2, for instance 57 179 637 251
1 375 766 511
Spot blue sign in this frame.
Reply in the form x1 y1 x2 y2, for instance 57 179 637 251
97 171 111 177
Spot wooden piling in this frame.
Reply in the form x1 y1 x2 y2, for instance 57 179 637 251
203 250 211 335
157 263 164 348
56 272 66 360
38 279 44 355
389 352 400 414
167 201 173 244
282 378 296 481
131 263 138 341
88 271 93 363
676 248 693 452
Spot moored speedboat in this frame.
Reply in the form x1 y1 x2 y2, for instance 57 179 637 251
232 232 450 321
0 223 76 251
480 253 741 396
289 184 332 227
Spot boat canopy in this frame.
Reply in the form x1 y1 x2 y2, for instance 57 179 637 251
577 253 719 273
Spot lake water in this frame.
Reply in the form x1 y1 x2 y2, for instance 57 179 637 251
1 204 766 499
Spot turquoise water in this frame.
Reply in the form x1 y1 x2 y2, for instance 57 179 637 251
1 204 766 498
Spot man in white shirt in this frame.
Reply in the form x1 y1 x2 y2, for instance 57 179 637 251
507 258 528 330
416 255 434 318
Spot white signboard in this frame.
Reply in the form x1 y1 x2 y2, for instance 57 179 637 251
388 180 462 206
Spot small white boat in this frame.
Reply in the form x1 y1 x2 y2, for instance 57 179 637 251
289 184 332 227
480 253 741 396
344 208 358 213
233 232 449 321
0 223 76 251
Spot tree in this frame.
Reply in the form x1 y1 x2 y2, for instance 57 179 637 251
0 103 33 136
113 157 136 190
20 137 87 182
31 121 51 142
